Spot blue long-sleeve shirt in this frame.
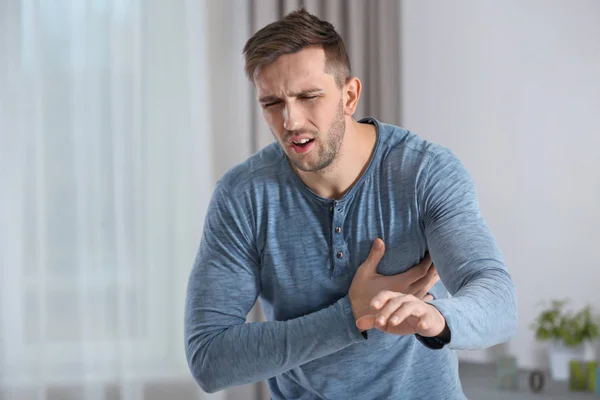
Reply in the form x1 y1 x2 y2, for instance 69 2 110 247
185 117 517 399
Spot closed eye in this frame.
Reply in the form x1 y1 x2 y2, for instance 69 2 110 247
263 101 283 108
262 94 320 108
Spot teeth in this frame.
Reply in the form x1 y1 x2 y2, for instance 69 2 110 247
294 138 311 144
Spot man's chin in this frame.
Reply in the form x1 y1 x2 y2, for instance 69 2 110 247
291 161 316 172
291 159 333 173
284 149 333 172
287 156 314 172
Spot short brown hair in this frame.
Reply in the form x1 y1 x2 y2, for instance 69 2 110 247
243 8 351 87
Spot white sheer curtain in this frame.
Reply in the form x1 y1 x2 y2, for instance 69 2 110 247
0 0 228 399
0 1 402 399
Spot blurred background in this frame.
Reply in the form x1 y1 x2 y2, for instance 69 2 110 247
1 0 599 399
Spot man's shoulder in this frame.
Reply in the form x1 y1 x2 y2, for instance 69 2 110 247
217 141 285 195
374 119 452 172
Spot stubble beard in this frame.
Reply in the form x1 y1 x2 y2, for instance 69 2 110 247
284 101 346 173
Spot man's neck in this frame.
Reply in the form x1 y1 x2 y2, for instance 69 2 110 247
293 119 377 200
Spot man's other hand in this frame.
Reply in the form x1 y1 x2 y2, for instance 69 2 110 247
354 291 447 337
348 238 439 328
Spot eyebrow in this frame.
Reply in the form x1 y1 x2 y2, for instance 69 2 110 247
258 88 324 104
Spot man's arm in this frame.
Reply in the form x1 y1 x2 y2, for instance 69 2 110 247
184 184 364 393
419 147 517 349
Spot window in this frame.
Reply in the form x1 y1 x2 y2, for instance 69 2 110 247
2 1 178 385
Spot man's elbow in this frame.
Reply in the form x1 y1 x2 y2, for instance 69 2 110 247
508 296 518 338
498 292 518 343
497 268 518 341
186 342 225 394
196 378 221 394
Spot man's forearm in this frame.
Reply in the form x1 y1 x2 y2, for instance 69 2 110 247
418 148 518 351
185 295 364 393
428 261 517 350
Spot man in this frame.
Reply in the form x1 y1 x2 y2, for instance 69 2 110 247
185 8 517 399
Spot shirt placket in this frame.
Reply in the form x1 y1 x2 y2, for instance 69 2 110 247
330 199 349 277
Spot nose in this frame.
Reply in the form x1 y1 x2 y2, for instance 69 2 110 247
283 103 303 131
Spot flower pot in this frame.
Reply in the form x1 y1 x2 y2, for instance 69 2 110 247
547 341 585 381
582 340 597 361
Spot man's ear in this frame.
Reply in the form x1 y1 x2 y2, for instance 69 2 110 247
343 76 362 116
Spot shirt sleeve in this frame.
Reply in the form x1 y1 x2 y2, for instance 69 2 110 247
418 147 517 350
184 183 365 393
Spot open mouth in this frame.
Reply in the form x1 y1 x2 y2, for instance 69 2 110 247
290 137 315 154
292 138 314 147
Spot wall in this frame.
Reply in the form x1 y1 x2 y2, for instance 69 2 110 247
400 0 600 369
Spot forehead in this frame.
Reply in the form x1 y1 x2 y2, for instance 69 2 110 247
254 47 333 95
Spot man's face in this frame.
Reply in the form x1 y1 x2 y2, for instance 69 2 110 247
254 47 346 172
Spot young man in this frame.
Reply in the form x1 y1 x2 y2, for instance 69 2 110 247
185 9 517 399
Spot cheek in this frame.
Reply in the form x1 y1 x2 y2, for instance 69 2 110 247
316 97 340 116
263 109 285 138
263 107 281 124
314 105 338 131
302 103 325 126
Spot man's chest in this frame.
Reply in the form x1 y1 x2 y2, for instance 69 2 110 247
256 196 427 320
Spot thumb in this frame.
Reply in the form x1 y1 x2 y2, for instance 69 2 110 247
361 238 385 275
356 314 376 331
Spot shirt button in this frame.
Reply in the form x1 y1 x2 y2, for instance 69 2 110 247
329 206 333 212
336 251 344 259
335 226 342 234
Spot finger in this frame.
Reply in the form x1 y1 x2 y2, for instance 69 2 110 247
393 252 432 286
356 315 376 331
422 294 434 302
360 238 385 275
418 251 432 270
410 264 440 299
374 294 414 329
370 289 403 311
415 252 432 276
411 263 437 290
413 283 434 300
387 301 426 328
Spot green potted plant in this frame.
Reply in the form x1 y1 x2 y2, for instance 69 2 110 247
530 299 599 381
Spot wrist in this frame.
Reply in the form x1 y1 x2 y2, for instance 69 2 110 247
415 307 451 350
427 303 447 337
